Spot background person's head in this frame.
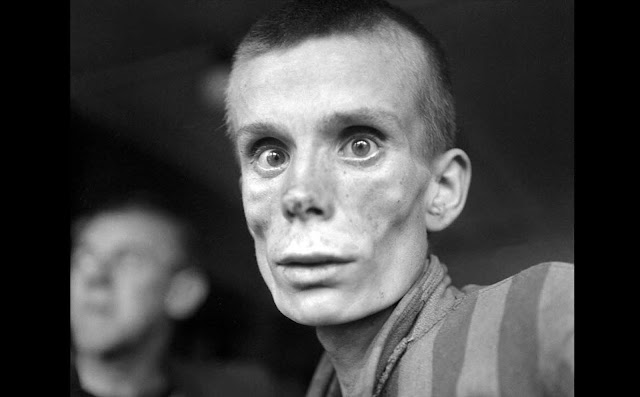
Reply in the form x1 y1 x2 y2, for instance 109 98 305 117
224 0 471 327
70 193 210 357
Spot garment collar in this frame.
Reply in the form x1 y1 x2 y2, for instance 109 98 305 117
307 255 460 397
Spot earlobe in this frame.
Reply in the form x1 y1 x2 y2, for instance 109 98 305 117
425 148 471 232
165 268 210 320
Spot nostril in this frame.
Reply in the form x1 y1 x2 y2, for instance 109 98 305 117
284 201 301 218
282 190 327 221
307 207 323 216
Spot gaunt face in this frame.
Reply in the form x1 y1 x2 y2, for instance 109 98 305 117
227 34 434 326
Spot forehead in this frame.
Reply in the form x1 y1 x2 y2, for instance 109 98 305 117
76 209 182 256
227 33 426 138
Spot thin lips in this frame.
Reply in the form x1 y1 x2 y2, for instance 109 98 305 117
277 254 352 267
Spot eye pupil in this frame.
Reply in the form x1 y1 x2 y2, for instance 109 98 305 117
352 139 370 156
266 150 284 166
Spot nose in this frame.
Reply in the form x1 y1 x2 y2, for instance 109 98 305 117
281 152 335 222
282 188 332 221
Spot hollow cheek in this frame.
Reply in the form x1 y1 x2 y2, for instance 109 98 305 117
352 172 418 234
241 184 280 289
242 179 275 240
365 192 425 291
256 246 279 295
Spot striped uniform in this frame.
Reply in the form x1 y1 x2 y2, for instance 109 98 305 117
306 256 574 397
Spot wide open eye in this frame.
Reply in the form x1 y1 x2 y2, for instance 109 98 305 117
351 139 374 157
339 134 381 160
255 146 290 173
261 148 287 167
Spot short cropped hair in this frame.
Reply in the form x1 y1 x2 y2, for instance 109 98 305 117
71 191 206 271
225 0 456 159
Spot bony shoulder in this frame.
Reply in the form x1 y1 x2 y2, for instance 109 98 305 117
516 261 573 284
524 261 574 275
461 261 574 300
504 261 573 285
516 261 574 294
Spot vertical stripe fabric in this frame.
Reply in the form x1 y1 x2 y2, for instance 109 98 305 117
497 263 550 396
431 293 478 396
537 263 574 397
456 278 513 396
393 318 446 397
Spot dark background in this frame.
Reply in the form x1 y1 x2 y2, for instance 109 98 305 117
70 0 574 392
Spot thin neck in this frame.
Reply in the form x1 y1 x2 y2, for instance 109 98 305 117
315 304 396 397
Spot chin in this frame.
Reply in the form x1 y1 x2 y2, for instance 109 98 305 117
274 289 376 327
285 311 344 327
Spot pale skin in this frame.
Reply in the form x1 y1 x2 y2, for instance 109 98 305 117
227 32 470 396
70 209 208 397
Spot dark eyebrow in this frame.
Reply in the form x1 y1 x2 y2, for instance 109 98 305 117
236 121 287 142
320 108 402 131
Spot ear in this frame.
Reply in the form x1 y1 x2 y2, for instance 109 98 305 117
424 148 471 232
165 267 210 320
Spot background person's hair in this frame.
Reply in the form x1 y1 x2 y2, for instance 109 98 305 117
225 0 457 159
71 190 207 273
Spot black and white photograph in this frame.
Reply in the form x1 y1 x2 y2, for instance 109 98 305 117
70 1 574 396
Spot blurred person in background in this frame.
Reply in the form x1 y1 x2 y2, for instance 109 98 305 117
223 0 574 396
70 193 282 397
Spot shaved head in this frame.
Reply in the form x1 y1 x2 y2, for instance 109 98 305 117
225 0 456 161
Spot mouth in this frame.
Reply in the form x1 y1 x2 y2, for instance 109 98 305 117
275 254 354 287
277 254 353 267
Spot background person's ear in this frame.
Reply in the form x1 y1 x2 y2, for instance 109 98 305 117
424 148 471 232
165 267 210 320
